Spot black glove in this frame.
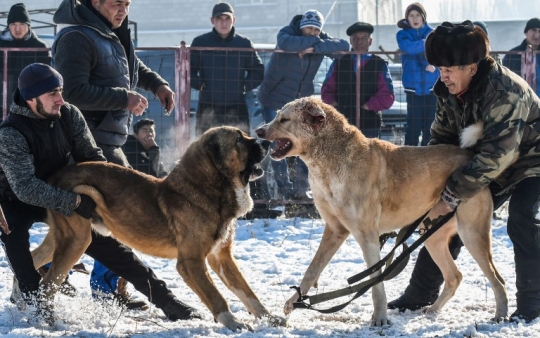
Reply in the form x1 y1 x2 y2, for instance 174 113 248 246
75 194 96 219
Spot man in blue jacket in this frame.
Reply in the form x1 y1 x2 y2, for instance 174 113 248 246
257 9 350 214
190 2 264 136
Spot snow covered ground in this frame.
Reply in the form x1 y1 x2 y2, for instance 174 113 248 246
0 205 539 337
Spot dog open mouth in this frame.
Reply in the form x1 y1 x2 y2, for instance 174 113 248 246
249 163 264 181
269 138 292 160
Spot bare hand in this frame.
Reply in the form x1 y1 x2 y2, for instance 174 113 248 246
127 91 149 116
421 199 454 233
426 65 436 73
299 47 315 58
138 135 158 150
155 85 175 115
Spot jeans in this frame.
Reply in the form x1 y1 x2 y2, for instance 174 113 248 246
404 92 437 146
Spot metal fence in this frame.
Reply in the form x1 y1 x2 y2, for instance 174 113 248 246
1 46 538 216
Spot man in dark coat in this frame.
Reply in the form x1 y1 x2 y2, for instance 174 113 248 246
321 22 395 137
51 0 198 320
123 118 168 178
0 3 49 121
502 17 540 96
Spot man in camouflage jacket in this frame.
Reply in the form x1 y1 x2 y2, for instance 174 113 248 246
388 21 540 323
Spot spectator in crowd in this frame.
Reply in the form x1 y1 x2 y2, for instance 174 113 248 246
257 9 349 216
190 2 272 217
190 2 264 136
51 0 198 319
321 22 395 137
388 21 540 324
503 18 540 95
0 64 199 322
123 118 168 178
396 2 440 146
0 3 49 122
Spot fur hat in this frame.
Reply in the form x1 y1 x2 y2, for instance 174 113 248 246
524 18 540 33
425 20 489 67
8 3 31 26
299 10 324 30
18 63 63 100
346 22 374 36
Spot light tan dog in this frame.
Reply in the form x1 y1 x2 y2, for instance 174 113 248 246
31 126 286 331
255 97 508 326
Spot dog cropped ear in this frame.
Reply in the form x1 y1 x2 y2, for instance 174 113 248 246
301 102 326 133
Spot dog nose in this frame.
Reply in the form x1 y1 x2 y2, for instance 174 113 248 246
255 127 266 138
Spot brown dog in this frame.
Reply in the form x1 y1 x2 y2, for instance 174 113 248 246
256 97 508 326
31 126 286 331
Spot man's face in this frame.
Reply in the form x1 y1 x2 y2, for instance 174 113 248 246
8 22 29 40
134 124 155 142
525 28 540 49
407 10 424 29
301 26 321 37
93 0 130 29
211 14 234 38
350 31 372 53
439 64 477 95
28 87 65 120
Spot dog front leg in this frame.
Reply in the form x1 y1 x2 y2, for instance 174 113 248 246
176 253 251 332
207 243 287 327
354 230 389 326
284 223 349 315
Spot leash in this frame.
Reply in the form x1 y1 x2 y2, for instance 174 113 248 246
291 208 457 313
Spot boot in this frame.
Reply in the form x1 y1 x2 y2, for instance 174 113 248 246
159 297 203 321
388 235 463 312
115 277 149 310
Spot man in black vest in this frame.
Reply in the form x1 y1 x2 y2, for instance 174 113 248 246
0 63 200 321
321 22 395 137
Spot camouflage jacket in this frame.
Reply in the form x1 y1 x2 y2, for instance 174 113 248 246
430 57 540 200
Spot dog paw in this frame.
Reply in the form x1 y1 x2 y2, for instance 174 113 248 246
370 315 392 327
217 312 253 332
266 314 287 327
284 295 298 315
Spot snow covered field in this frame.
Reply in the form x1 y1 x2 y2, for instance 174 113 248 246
0 206 539 337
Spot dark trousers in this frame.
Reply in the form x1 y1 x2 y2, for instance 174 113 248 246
196 102 249 137
404 92 437 146
0 199 174 308
407 178 540 312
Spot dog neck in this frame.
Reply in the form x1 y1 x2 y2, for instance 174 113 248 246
235 185 253 217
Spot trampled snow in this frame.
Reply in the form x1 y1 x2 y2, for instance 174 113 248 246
0 205 538 337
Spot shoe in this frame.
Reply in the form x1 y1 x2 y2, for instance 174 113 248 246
160 297 203 321
284 203 319 218
510 309 540 323
387 292 436 312
115 277 149 311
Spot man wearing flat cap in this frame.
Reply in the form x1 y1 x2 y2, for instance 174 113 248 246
0 3 49 122
503 17 540 96
387 20 540 324
321 21 395 136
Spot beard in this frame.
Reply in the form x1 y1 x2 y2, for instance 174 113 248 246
36 98 61 121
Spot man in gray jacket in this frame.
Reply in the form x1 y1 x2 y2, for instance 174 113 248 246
51 0 196 318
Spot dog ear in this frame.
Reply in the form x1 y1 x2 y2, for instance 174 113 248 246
301 102 326 133
204 133 223 168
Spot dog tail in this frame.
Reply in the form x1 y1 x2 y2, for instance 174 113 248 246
72 185 105 208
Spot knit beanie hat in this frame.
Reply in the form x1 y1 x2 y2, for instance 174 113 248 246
397 2 426 28
18 63 63 100
472 21 488 36
524 18 540 33
299 10 325 30
8 3 31 26
425 20 489 67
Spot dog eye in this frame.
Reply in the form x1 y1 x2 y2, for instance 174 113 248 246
280 117 289 123
236 135 243 143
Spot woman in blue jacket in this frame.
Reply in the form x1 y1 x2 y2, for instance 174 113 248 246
396 3 440 146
